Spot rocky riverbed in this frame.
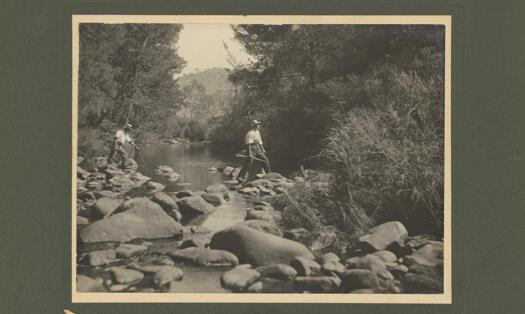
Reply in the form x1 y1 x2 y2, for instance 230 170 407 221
76 156 444 294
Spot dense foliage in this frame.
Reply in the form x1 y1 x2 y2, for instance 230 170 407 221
213 25 445 235
78 23 186 155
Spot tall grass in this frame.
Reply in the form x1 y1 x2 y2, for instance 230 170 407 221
322 60 444 236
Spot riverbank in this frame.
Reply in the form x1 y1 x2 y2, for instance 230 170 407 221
76 155 444 294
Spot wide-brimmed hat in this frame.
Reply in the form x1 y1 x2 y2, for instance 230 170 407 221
251 119 262 127
124 123 133 129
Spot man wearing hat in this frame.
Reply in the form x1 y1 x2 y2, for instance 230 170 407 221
109 123 138 170
236 119 271 182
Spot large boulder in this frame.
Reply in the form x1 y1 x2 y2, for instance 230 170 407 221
359 221 408 252
80 198 183 243
210 224 314 267
151 191 181 221
242 219 282 236
176 196 216 223
168 247 239 267
92 197 121 218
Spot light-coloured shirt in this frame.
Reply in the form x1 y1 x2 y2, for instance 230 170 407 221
245 129 263 145
115 130 132 144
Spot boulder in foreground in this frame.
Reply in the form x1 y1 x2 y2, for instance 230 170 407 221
80 198 183 243
358 221 408 251
210 224 314 267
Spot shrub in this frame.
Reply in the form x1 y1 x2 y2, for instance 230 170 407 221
322 61 444 236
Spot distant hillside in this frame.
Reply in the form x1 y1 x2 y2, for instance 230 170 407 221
177 68 237 123
178 68 234 94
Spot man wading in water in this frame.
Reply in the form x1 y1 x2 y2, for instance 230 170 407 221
236 119 271 183
109 123 139 170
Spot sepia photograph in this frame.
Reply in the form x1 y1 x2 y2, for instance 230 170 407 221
72 15 451 303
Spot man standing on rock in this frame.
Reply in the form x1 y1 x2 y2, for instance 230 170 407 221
236 119 271 182
109 123 139 170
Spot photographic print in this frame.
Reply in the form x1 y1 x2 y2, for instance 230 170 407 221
72 15 451 303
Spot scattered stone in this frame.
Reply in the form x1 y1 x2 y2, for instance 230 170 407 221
205 183 228 194
201 192 225 206
179 237 208 249
403 273 443 293
94 190 118 199
154 165 174 174
244 179 272 188
151 191 178 212
239 187 259 196
210 224 314 267
115 244 148 258
144 181 165 194
295 276 341 292
246 281 264 293
93 157 109 169
290 257 321 276
263 172 286 181
258 186 274 196
358 221 408 252
245 209 275 224
346 254 392 280
111 267 144 285
221 268 261 292
310 226 338 252
93 197 121 218
80 198 183 243
127 172 151 187
77 275 105 292
77 216 89 225
109 284 130 292
222 166 235 176
168 247 239 266
153 266 184 287
88 249 116 266
403 253 442 268
242 219 282 236
252 200 271 207
176 196 216 223
388 264 409 277
86 181 104 191
405 234 440 249
340 269 380 292
109 175 136 192
231 167 241 179
208 167 217 172
223 179 239 185
175 190 193 198
372 250 398 263
321 252 340 264
322 261 346 275
256 264 298 279
415 241 444 263
253 205 272 211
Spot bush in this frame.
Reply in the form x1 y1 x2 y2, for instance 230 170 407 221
322 61 444 236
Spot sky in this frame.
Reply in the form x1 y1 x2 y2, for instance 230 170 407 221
177 24 253 74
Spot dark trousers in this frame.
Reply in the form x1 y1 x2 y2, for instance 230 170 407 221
237 149 271 181
109 142 128 169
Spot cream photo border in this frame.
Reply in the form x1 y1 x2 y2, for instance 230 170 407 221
72 15 452 304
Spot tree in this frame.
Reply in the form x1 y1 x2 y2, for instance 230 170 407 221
78 23 186 132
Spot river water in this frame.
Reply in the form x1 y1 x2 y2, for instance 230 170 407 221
79 143 251 293
139 143 234 191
